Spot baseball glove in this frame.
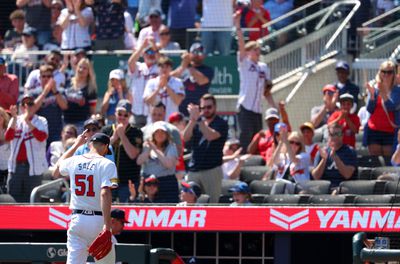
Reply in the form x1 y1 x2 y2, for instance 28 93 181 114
88 229 112 260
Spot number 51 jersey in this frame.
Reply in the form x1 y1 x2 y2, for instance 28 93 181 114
59 154 118 211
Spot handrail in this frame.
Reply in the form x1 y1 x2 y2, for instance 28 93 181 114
1 49 186 56
362 5 400 27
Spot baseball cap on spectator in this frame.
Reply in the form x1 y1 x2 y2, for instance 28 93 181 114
339 93 354 103
226 138 240 147
149 9 161 17
274 122 287 133
111 209 130 223
74 48 86 56
190 42 204 55
0 58 5 65
152 121 168 134
20 93 35 104
300 122 314 131
229 182 250 194
335 61 350 72
265 108 279 120
83 118 100 129
181 181 202 198
90 133 112 154
51 0 64 8
168 112 184 123
322 84 336 94
144 175 159 185
22 27 37 37
109 69 124 80
144 46 157 55
116 99 132 113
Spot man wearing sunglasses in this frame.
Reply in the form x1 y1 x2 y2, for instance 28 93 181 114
102 99 143 203
4 94 48 202
311 123 357 189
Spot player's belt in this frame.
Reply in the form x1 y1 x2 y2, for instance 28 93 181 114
72 209 103 216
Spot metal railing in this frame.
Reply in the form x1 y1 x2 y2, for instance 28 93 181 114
30 178 70 204
357 6 400 58
258 0 360 83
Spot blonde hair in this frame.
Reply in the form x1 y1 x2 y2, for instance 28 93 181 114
376 60 396 90
288 131 305 154
0 107 10 129
107 78 128 94
245 41 260 51
72 58 97 94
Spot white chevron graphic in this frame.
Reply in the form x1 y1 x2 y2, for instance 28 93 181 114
269 209 309 230
49 208 71 228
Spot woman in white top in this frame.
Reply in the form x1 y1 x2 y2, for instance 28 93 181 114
0 107 10 190
267 124 311 193
58 0 93 50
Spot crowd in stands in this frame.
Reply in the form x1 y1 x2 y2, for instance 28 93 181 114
1 0 400 206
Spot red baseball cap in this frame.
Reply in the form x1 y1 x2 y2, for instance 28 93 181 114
322 84 336 94
168 112 184 123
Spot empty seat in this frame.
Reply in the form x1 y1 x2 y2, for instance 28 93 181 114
197 194 210 204
357 167 373 180
240 166 270 184
0 194 16 203
371 166 400 180
264 194 302 205
30 178 70 203
338 180 376 195
242 155 265 167
384 181 400 195
298 180 331 195
249 180 286 195
221 179 240 196
309 194 346 205
354 195 393 205
251 193 266 204
357 155 385 168
218 194 232 204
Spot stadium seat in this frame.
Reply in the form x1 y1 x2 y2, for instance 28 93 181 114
264 194 303 205
357 155 385 168
240 166 270 184
197 194 210 204
297 180 331 195
370 166 400 180
251 194 266 204
309 194 346 205
384 181 400 195
357 167 373 180
0 194 16 203
242 155 266 167
338 180 376 195
249 180 286 195
221 179 241 196
30 178 70 203
354 195 393 205
218 194 233 204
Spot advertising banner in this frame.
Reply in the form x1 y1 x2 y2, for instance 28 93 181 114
1 205 400 232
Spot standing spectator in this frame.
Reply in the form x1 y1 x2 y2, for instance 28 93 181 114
58 0 94 50
244 0 271 41
101 69 133 124
137 0 162 28
391 130 400 166
16 0 52 47
29 64 68 144
127 38 159 128
311 123 357 188
102 99 143 202
50 0 64 27
144 56 185 121
310 84 339 129
123 9 136 50
300 122 319 165
156 25 181 55
263 0 292 45
229 181 252 206
5 95 48 202
267 127 310 193
327 93 360 148
168 112 187 180
43 24 63 50
137 122 179 203
183 94 228 203
365 60 400 156
0 58 19 110
47 124 78 171
0 107 11 191
63 58 98 131
234 12 271 153
137 9 163 47
172 42 214 116
167 0 197 48
89 0 125 50
3 10 25 50
201 0 234 55
334 61 360 111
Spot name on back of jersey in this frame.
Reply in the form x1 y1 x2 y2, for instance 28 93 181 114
78 162 96 171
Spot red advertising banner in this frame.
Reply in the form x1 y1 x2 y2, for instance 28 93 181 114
1 205 400 232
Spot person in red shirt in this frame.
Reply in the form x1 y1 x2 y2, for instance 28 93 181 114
0 58 19 110
244 0 271 41
5 94 48 202
327 93 360 148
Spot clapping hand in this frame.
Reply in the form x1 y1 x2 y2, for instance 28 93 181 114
233 11 241 28
365 81 375 100
9 105 18 118
187 103 201 122
319 147 329 160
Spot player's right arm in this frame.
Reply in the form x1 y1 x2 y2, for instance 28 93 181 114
53 130 88 178
101 187 112 231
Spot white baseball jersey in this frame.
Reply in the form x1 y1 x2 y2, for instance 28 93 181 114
237 55 270 114
59 154 118 211
128 62 159 116
143 76 185 120
24 69 66 90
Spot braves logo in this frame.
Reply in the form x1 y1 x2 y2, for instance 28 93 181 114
269 209 309 230
49 208 71 228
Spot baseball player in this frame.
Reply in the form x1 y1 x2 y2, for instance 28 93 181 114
55 131 118 264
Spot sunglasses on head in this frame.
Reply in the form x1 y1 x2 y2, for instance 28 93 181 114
117 112 129 118
200 105 213 110
145 49 156 55
289 140 301 146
